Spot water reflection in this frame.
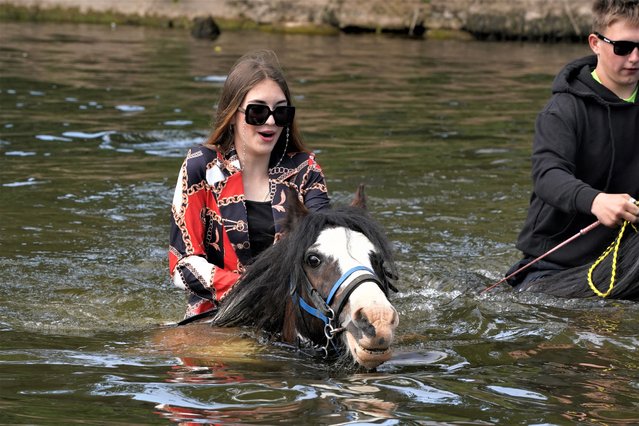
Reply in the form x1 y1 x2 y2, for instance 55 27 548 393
1 21 638 424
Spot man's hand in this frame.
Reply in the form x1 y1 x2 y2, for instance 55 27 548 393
591 193 639 228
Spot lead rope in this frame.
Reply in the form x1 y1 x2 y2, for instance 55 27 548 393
587 200 639 298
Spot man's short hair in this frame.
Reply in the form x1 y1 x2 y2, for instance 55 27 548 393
592 0 639 32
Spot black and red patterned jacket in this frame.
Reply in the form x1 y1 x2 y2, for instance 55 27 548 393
169 145 329 319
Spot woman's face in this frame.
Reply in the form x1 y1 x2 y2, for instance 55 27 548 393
233 78 287 164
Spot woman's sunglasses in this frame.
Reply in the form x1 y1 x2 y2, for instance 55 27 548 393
238 104 295 127
595 32 639 56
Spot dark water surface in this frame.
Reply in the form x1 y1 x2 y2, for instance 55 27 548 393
1 23 638 424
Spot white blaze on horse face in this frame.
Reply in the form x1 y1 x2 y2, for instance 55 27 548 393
313 227 399 369
314 227 376 271
312 227 393 310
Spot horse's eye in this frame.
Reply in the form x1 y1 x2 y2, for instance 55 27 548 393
305 253 322 268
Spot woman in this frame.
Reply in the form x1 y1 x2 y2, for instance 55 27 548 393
169 50 330 321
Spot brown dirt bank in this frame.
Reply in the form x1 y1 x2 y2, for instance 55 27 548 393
0 0 594 40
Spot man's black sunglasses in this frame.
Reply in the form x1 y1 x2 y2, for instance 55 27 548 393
238 104 295 127
595 32 639 56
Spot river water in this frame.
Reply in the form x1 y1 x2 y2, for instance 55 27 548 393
1 22 638 424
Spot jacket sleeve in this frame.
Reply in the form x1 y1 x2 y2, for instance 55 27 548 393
531 97 600 216
168 152 240 313
300 154 330 212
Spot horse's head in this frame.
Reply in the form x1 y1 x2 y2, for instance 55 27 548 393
282 185 400 370
212 185 399 371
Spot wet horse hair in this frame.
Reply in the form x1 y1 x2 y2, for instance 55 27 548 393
515 230 639 300
211 187 398 355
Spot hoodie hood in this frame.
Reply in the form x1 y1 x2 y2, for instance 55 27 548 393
552 55 634 106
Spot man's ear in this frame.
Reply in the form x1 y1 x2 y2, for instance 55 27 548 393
588 33 600 55
351 184 367 210
281 186 309 233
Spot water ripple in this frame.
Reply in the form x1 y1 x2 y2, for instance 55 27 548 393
487 385 547 401
376 376 461 404
99 130 203 157
115 104 145 113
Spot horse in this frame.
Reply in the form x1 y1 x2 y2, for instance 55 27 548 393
204 185 400 371
513 227 639 300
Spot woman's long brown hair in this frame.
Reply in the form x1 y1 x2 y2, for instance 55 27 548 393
203 50 307 159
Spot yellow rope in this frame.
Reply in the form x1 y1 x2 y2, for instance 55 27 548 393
587 200 639 298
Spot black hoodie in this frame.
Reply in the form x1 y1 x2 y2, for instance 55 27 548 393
516 55 639 268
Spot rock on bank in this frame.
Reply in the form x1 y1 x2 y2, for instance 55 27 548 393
427 0 593 40
0 0 595 39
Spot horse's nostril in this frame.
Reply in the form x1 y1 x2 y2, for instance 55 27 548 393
352 308 376 337
351 304 399 342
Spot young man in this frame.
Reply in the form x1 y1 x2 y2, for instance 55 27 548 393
507 0 639 287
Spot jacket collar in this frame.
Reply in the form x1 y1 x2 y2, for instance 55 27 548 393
554 55 637 106
216 145 241 176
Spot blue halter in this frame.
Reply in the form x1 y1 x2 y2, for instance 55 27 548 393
297 265 377 325
292 263 393 358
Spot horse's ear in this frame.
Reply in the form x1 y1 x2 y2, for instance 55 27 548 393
282 186 309 232
351 184 367 210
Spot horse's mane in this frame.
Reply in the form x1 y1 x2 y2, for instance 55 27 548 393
211 205 397 332
517 230 639 300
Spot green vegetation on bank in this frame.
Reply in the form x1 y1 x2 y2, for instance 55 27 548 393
0 4 189 27
0 4 339 35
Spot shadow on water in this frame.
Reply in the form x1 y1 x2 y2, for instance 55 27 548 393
1 22 638 424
